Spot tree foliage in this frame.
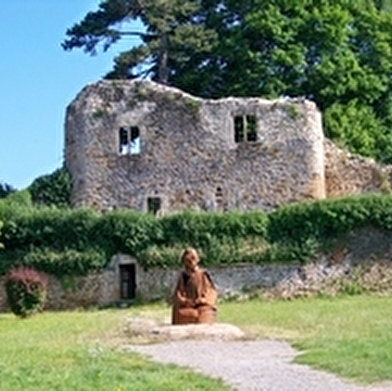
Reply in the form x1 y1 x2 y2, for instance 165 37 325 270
62 0 217 84
0 182 16 199
28 167 71 208
63 0 392 163
0 220 3 250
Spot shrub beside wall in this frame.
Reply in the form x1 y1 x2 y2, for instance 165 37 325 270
5 267 48 317
0 220 3 250
266 194 392 262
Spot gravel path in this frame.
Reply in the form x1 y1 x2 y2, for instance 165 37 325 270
124 339 392 391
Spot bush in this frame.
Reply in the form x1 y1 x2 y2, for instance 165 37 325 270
5 267 48 318
95 209 160 256
3 194 392 275
1 189 33 208
0 182 16 199
29 167 71 208
0 219 3 250
22 247 106 277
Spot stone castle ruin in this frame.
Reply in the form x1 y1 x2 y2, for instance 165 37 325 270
65 79 392 213
8 81 388 311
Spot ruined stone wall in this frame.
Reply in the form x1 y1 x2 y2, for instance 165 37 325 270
324 139 392 197
65 80 325 212
2 255 392 312
65 79 392 213
2 226 392 311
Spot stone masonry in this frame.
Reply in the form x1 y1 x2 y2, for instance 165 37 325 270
65 79 325 212
3 81 388 311
65 79 392 213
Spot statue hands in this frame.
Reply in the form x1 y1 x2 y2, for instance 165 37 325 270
194 297 207 306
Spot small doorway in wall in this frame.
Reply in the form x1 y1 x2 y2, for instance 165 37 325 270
147 196 162 215
119 264 136 300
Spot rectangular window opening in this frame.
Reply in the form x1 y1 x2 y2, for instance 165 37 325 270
119 126 140 155
234 116 245 143
246 116 257 141
130 126 140 155
234 115 257 143
119 127 129 154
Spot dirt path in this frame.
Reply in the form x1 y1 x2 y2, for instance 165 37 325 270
123 339 392 391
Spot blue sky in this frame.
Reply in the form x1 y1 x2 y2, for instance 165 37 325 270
0 1 141 190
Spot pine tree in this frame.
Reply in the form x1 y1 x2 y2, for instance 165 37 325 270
62 0 216 84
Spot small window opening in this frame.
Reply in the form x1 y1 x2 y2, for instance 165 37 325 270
147 197 161 215
234 115 257 143
119 264 136 300
234 117 245 142
119 127 129 154
215 187 223 210
129 126 140 154
119 126 140 155
246 116 257 141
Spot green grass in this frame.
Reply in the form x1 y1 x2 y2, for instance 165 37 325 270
0 308 229 391
2 295 392 388
218 294 392 384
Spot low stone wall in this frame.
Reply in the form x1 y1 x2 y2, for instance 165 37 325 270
0 272 117 311
1 254 392 312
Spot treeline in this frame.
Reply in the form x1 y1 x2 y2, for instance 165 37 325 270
1 194 392 277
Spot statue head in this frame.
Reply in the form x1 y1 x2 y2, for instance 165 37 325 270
181 247 200 272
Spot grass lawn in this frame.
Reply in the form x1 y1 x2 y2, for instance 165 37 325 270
0 307 229 391
2 294 392 389
218 294 392 384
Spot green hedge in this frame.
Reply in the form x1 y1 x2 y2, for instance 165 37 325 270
0 219 3 250
0 194 391 276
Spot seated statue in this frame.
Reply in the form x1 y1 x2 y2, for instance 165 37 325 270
171 247 217 325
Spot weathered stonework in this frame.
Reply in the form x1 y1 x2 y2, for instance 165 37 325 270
324 139 392 196
65 79 392 213
2 253 392 312
21 80 391 312
2 222 392 311
65 79 325 212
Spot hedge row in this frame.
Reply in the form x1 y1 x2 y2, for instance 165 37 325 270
0 194 391 276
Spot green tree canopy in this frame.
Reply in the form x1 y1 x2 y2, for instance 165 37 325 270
63 0 392 163
28 167 71 208
0 182 16 199
62 0 217 84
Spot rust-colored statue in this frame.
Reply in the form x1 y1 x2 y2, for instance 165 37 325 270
171 247 217 325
